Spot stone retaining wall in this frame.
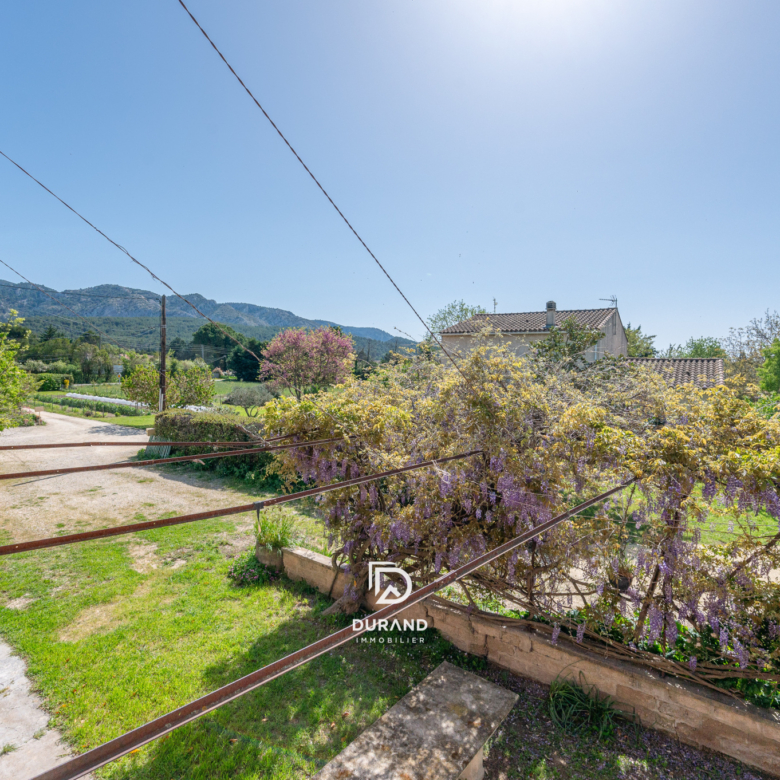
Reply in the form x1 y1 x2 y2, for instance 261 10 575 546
257 543 780 776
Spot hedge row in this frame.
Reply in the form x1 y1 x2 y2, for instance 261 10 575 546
33 393 147 416
152 410 278 485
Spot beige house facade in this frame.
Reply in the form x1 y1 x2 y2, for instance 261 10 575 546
440 301 628 361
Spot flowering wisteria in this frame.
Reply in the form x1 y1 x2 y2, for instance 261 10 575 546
261 341 780 691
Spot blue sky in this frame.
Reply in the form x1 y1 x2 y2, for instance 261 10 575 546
1 0 778 347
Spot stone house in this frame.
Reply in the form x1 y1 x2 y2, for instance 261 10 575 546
439 300 724 387
439 301 628 362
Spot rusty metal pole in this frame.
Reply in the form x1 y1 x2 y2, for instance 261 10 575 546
159 294 167 412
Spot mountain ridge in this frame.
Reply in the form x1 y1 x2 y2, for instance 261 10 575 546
0 280 401 343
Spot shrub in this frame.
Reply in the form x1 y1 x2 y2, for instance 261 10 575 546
152 410 280 486
23 359 50 373
262 340 780 697
255 507 296 551
549 673 623 741
123 363 215 408
48 360 79 375
227 552 273 587
35 373 75 391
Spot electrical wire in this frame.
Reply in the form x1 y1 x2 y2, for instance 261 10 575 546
0 149 264 366
176 0 467 381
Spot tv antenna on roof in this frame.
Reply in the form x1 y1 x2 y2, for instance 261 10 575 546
600 296 618 308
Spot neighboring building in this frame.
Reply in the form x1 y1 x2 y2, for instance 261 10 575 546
626 358 724 389
440 301 628 361
438 298 725 388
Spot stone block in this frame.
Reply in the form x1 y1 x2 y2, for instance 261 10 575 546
498 627 534 653
315 662 517 780
469 616 504 639
676 719 780 775
613 684 660 719
282 546 345 596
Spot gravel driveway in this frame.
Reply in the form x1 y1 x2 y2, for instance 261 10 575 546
0 412 246 545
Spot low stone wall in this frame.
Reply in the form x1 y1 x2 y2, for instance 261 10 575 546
257 543 780 776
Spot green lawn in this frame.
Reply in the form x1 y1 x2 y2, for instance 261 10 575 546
213 379 262 396
0 513 448 779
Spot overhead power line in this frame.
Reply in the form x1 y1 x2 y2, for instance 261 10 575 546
175 0 466 380
0 149 263 366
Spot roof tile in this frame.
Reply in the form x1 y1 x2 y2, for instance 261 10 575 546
440 308 615 334
626 358 725 388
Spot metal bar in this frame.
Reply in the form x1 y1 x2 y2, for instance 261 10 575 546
0 437 345 481
32 478 630 780
0 451 481 555
0 436 295 451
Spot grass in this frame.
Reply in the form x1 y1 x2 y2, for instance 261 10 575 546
548 674 623 741
212 380 263 396
31 402 156 429
690 504 778 546
0 507 462 779
256 508 297 551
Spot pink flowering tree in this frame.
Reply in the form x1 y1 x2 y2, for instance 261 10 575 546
260 327 355 400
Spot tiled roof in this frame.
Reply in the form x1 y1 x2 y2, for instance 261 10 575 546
440 308 615 335
626 358 725 388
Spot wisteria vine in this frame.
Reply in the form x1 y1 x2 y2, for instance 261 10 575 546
261 342 780 695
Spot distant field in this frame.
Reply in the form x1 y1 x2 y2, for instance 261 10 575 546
212 379 261 396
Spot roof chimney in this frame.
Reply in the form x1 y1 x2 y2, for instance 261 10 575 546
545 301 556 329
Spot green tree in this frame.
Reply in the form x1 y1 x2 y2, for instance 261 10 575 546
74 343 112 383
122 364 215 408
0 312 38 430
191 322 244 349
661 337 726 359
758 338 780 393
227 338 267 382
40 324 62 342
625 323 657 357
533 317 603 370
224 385 274 417
169 337 188 358
426 300 486 341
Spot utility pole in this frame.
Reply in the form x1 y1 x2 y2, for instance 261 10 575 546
159 295 167 412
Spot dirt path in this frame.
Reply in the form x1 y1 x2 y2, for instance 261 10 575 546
0 412 248 544
0 412 258 779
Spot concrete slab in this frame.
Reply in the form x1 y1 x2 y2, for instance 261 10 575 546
0 640 90 780
315 661 518 780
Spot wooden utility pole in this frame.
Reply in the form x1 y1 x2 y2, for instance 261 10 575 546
159 295 167 412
